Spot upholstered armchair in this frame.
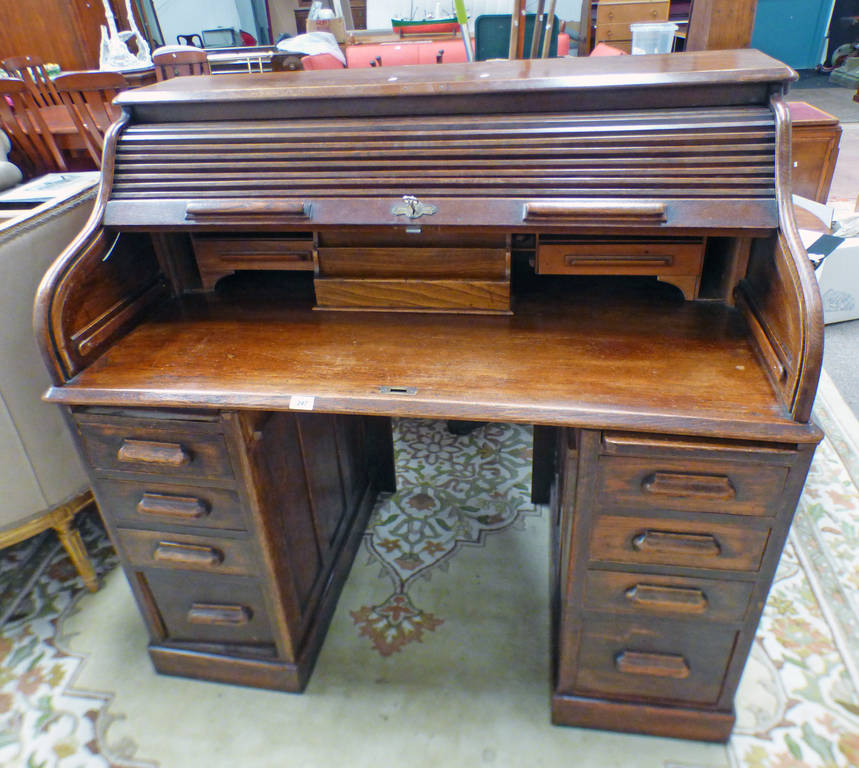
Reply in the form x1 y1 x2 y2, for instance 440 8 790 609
0 186 98 591
0 130 24 191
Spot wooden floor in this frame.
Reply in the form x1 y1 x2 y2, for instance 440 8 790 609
51 275 809 442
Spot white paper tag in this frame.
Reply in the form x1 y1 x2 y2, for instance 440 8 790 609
289 395 315 411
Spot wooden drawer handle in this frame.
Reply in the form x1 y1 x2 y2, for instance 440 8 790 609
615 650 690 679
564 254 673 267
523 201 666 222
631 530 721 557
643 471 736 500
153 541 223 567
624 583 708 614
185 200 309 219
137 492 209 520
117 439 190 467
187 602 251 626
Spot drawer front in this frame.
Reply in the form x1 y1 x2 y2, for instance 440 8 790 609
314 278 510 313
536 239 703 277
117 528 257 576
193 236 314 270
144 569 275 646
77 418 234 482
597 455 789 517
596 39 631 52
583 569 754 623
596 1 668 25
589 514 770 571
575 617 736 704
96 479 246 531
594 21 636 41
316 247 509 279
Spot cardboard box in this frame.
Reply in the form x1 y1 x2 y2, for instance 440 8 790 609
307 17 347 43
795 195 859 325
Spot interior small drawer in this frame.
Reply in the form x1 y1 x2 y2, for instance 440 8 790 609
142 569 275 647
536 239 703 277
76 416 234 482
314 278 511 313
316 247 509 279
583 569 755 623
117 527 257 576
589 514 770 571
574 616 736 705
96 479 247 531
192 235 314 290
596 1 669 26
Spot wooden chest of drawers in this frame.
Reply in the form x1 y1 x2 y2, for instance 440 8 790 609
551 427 815 740
590 0 671 52
72 408 383 690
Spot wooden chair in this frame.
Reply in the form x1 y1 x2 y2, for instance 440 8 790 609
0 78 67 177
53 72 128 168
152 47 211 81
2 55 62 107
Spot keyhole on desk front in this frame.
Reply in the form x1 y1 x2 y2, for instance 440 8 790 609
380 385 417 395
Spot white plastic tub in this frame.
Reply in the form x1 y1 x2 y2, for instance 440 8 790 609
630 22 678 55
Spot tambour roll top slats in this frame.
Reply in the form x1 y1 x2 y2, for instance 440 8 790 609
111 107 775 202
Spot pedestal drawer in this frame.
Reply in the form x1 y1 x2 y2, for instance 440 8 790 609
589 514 770 571
117 528 257 577
142 569 275 647
583 570 755 623
97 479 246 531
575 617 737 705
597 455 788 517
76 417 234 482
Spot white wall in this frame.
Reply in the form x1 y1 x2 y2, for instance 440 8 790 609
153 0 241 44
235 0 258 37
366 0 581 31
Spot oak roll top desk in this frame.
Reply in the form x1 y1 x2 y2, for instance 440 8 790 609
35 50 823 742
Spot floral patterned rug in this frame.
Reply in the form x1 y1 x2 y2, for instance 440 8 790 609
2 372 858 768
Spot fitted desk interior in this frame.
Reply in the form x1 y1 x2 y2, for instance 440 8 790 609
36 51 823 742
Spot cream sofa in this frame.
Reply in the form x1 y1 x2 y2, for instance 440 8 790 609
0 186 98 591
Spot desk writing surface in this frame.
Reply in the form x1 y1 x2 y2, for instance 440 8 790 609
50 277 809 442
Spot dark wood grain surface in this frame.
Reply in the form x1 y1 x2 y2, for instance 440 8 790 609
116 50 795 108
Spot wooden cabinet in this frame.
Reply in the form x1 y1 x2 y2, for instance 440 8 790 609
35 53 823 742
788 101 842 203
74 408 380 690
580 0 670 53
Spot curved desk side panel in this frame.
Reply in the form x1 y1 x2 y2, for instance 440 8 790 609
34 113 169 386
734 95 823 425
